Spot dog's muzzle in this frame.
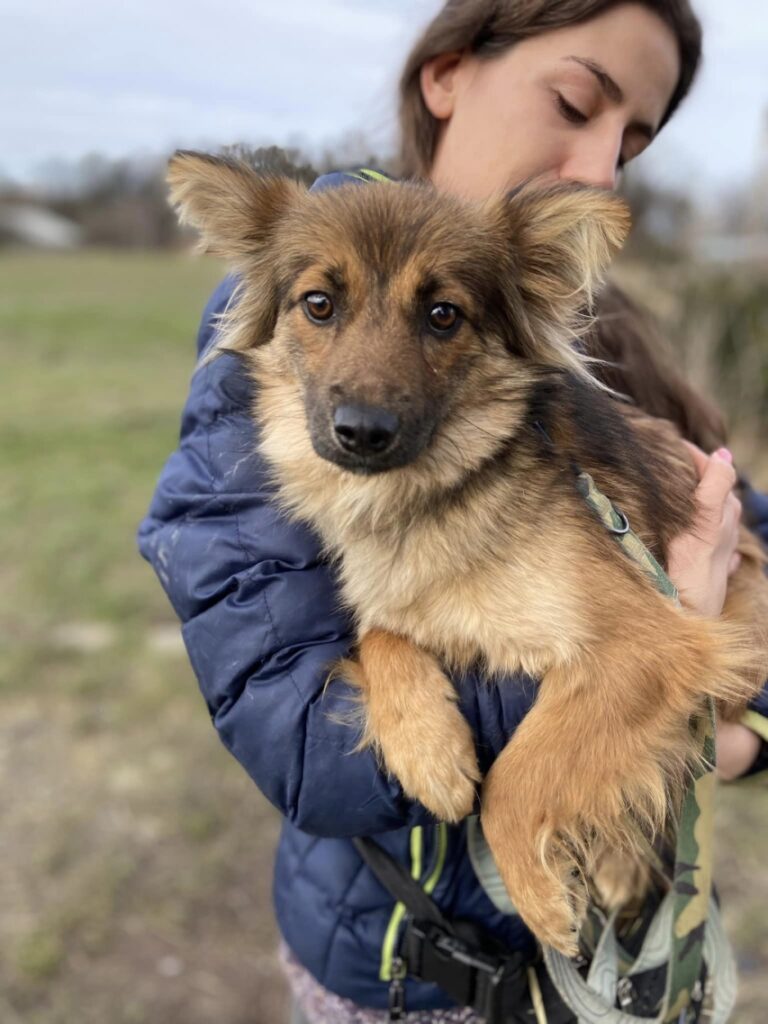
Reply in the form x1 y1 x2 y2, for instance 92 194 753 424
333 403 400 459
307 396 433 474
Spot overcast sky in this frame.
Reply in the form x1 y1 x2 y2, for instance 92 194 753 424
3 0 767 199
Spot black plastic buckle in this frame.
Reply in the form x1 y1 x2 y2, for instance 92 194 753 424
404 920 529 1024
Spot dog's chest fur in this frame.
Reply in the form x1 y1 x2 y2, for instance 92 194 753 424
249 365 656 679
337 513 592 678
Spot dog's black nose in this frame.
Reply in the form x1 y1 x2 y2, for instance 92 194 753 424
333 404 400 457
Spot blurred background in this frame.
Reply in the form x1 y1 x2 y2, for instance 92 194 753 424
1 1 766 1021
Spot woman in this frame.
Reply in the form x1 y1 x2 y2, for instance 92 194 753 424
139 1 768 1020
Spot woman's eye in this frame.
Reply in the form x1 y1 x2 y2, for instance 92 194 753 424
556 92 589 125
303 292 334 323
427 303 462 336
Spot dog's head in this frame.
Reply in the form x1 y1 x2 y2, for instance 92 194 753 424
168 153 630 477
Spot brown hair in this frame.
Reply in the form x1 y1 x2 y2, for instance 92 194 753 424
588 283 727 452
398 0 702 178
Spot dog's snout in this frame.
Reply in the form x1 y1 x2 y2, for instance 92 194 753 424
333 404 400 457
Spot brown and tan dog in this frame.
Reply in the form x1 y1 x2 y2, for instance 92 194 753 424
167 153 768 955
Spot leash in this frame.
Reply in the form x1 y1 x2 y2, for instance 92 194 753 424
573 472 721 1020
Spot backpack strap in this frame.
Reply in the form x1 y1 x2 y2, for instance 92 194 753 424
543 892 736 1024
353 834 564 1024
352 835 452 931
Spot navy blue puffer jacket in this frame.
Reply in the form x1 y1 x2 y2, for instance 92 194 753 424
138 172 768 1013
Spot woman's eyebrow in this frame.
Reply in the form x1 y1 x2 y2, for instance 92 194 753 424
565 56 622 102
563 55 655 140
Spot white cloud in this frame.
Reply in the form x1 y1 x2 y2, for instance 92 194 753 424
2 0 433 176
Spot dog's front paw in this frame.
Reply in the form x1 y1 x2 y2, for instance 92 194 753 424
356 631 481 822
591 848 651 912
482 799 586 956
379 700 481 822
481 740 591 956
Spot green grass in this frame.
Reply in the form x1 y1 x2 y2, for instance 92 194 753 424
0 250 224 703
1 250 287 1024
0 250 220 635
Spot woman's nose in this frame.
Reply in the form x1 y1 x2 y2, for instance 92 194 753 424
560 134 622 191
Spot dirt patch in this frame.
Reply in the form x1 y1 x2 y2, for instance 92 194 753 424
2 691 288 1024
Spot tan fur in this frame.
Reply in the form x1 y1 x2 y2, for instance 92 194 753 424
342 631 481 821
167 154 768 955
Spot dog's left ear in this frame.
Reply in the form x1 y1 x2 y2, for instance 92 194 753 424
167 151 302 262
167 151 305 351
499 184 631 375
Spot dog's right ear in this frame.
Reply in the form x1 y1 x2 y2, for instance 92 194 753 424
497 183 631 381
168 151 304 352
167 151 301 262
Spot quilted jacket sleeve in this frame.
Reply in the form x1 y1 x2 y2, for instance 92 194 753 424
137 276 537 837
739 481 768 774
742 481 768 549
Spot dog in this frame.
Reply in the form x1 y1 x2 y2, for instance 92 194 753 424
167 152 768 955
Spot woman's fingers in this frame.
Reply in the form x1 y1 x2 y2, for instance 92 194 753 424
726 493 743 529
681 440 737 528
694 448 736 506
668 443 743 616
690 449 737 541
680 439 711 481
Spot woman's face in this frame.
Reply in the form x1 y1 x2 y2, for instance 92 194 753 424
422 2 680 198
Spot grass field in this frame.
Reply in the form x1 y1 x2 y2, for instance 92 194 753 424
1 249 766 1023
1 251 287 1024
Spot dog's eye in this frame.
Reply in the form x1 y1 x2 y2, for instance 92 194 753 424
303 292 334 324
427 303 462 336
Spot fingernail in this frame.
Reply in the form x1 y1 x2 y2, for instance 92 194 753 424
715 448 733 463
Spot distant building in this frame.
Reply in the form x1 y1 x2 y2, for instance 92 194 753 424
0 203 83 248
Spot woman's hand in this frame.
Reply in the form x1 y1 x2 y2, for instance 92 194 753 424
666 442 760 779
666 442 742 618
716 718 762 782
